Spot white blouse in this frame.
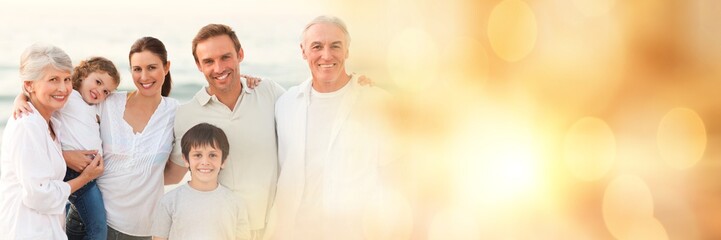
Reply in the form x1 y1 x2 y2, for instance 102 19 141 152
54 90 102 153
97 92 177 236
0 103 71 239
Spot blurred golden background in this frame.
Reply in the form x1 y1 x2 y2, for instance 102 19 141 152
329 0 721 239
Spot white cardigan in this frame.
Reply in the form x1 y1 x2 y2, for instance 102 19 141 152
266 75 393 239
0 103 71 239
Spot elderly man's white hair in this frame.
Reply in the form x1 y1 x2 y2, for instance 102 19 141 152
301 15 351 45
19 43 73 83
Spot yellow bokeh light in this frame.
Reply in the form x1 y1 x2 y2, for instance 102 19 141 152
572 0 617 17
699 0 721 35
452 106 542 206
362 186 413 240
487 0 538 62
428 207 482 240
525 14 626 114
386 27 439 92
656 108 707 170
442 36 489 87
625 218 669 240
563 117 616 181
603 175 655 239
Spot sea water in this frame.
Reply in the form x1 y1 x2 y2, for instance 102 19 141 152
0 8 318 181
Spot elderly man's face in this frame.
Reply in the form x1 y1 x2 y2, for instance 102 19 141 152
301 23 349 86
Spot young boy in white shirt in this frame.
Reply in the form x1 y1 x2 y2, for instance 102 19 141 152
151 123 251 240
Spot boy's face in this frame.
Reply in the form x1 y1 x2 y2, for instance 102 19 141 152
184 144 225 185
78 71 117 105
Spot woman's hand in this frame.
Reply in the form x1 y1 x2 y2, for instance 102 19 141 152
79 153 104 180
63 150 96 172
12 93 32 119
240 74 262 89
67 153 105 193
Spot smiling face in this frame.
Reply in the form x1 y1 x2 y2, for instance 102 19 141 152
184 144 225 190
301 22 350 90
130 50 169 98
194 35 243 96
77 71 118 105
25 67 72 120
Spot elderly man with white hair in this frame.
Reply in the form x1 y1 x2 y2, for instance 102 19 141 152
265 15 394 240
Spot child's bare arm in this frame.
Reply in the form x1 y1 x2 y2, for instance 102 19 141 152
12 93 32 119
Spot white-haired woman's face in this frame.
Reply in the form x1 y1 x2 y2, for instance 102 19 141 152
24 67 72 119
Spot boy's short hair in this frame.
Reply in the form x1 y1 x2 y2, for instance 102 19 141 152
71 56 121 91
181 123 230 163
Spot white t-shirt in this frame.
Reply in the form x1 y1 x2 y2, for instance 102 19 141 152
268 74 393 239
171 79 285 230
151 183 251 240
98 92 178 236
294 82 350 238
54 90 102 153
0 103 71 239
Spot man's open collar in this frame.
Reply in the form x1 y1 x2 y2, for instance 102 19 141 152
194 87 213 106
295 73 358 98
194 77 254 106
295 77 314 98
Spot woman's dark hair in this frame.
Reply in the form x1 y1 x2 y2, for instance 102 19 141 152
129 37 172 97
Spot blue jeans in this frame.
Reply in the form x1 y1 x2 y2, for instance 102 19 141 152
65 168 107 240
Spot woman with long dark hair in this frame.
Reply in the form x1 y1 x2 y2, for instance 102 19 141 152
65 37 178 239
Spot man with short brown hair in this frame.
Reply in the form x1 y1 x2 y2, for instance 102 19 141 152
166 23 285 240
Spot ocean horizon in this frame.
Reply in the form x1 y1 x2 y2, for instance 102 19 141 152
0 9 327 151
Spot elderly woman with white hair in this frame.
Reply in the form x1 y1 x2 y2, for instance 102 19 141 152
0 43 104 239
